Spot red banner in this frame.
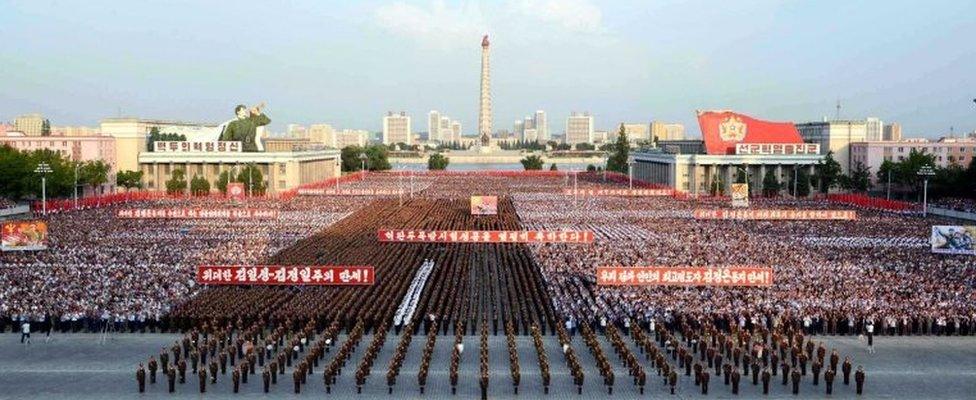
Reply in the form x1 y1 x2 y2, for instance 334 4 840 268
196 265 374 285
693 209 856 220
698 111 803 155
563 188 673 197
227 183 246 200
596 266 773 287
377 230 594 243
297 188 407 196
116 208 279 219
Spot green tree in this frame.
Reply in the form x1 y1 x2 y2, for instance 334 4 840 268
341 146 365 172
190 175 211 196
586 164 597 172
549 163 558 171
841 162 872 193
116 170 144 191
236 164 265 195
762 169 781 197
575 143 595 151
814 151 843 193
216 170 232 194
966 157 976 198
41 119 51 136
365 145 392 171
427 153 449 170
520 155 544 170
25 149 75 199
79 160 111 195
0 145 32 200
709 175 725 196
165 169 187 195
606 124 630 173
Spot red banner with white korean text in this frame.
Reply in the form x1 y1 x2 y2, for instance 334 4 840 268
377 230 594 244
693 209 856 220
196 265 374 286
562 188 673 197
296 188 409 196
698 110 804 155
117 209 279 219
596 266 773 287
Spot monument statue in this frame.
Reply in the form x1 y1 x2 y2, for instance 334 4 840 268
219 102 270 152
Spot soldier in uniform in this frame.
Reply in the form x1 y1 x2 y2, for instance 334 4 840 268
668 370 677 395
724 363 732 385
263 367 271 393
830 350 839 372
854 366 865 395
148 356 158 384
752 360 760 385
700 370 710 395
770 352 779 376
799 352 808 376
293 367 302 393
715 353 724 376
812 360 822 385
160 348 169 373
270 360 278 384
791 368 801 395
219 351 227 375
842 357 853 385
209 360 218 384
781 362 790 385
198 368 207 393
177 358 187 384
232 367 240 393
731 369 741 395
136 363 146 393
167 367 176 393
824 369 836 395
761 367 771 395
190 348 199 374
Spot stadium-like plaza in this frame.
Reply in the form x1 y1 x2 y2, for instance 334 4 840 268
2 172 974 399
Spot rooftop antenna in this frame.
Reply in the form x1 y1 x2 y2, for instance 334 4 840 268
835 99 841 121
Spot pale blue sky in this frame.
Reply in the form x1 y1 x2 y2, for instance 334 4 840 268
1 0 973 138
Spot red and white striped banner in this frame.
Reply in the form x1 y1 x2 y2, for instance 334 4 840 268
596 266 773 287
117 208 279 219
693 209 856 220
377 230 594 243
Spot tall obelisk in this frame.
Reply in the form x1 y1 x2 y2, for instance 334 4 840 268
477 34 492 152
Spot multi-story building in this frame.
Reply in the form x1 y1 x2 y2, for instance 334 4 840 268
620 123 651 142
426 110 459 143
308 124 335 145
450 121 462 141
796 120 867 174
382 111 411 145
334 129 370 149
650 121 685 141
286 124 307 139
851 137 976 183
428 110 441 142
534 110 548 142
883 123 902 141
593 130 608 144
0 134 117 194
513 120 525 140
52 126 99 136
99 118 222 173
565 112 594 144
522 128 538 143
865 117 884 141
14 113 46 136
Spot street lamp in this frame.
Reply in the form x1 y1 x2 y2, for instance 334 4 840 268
627 158 635 190
917 165 935 217
34 162 53 215
572 168 579 207
359 152 368 172
74 162 81 210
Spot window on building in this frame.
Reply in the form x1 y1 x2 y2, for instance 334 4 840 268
278 180 286 189
279 164 286 174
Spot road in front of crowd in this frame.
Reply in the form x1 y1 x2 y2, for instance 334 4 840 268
1 333 974 399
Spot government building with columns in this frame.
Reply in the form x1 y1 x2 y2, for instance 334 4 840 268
633 111 824 196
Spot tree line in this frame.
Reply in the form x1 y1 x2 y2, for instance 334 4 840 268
0 145 115 201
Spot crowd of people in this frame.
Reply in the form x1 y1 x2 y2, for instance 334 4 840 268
1 171 971 396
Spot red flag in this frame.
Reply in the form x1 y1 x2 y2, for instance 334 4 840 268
697 110 804 155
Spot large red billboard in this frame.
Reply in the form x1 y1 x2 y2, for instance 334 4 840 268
697 110 804 155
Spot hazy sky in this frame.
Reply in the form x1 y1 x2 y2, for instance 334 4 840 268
1 0 974 138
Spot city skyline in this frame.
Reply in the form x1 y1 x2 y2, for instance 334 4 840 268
1 1 974 138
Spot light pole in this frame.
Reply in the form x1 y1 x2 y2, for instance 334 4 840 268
917 165 935 217
398 163 403 207
359 152 368 173
627 159 635 190
248 163 253 198
792 165 798 200
886 168 892 201
35 162 53 215
74 162 81 210
573 169 579 207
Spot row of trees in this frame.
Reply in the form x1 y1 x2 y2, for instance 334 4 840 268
0 145 113 201
163 165 266 196
146 127 187 151
340 145 392 172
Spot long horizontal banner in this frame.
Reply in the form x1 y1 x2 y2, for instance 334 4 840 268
297 188 408 196
693 209 856 220
563 189 673 197
378 230 594 243
154 141 242 153
196 265 374 285
735 143 820 155
117 209 279 219
596 266 773 287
